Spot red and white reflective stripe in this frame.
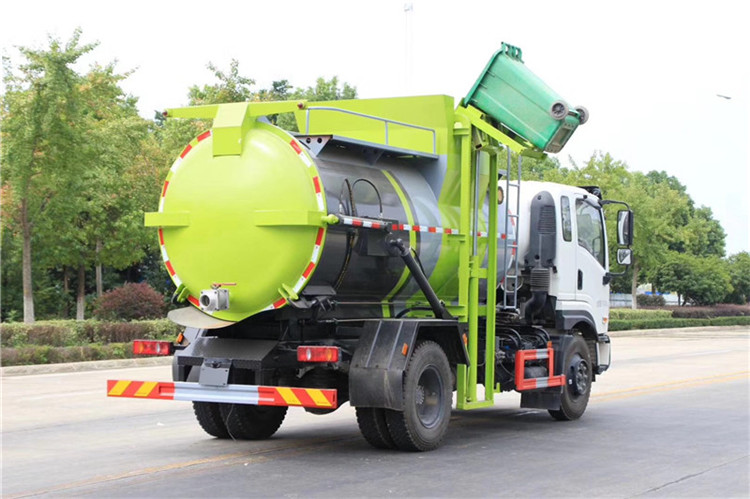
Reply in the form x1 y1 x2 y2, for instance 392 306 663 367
338 217 518 241
158 228 183 288
312 175 325 212
264 226 325 311
341 216 387 230
514 345 566 391
107 380 338 409
259 138 328 311
293 227 325 294
291 139 313 168
289 139 324 212
163 131 212 209
390 223 459 234
159 131 213 294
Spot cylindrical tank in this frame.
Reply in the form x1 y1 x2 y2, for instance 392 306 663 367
156 120 515 323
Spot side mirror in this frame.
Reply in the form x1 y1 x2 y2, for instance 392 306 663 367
617 248 632 266
617 210 634 246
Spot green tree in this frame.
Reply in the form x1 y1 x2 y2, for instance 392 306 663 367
1 30 96 322
684 206 726 258
188 59 256 105
654 252 732 306
276 76 358 131
726 252 750 304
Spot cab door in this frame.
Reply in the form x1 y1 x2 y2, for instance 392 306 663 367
573 196 609 331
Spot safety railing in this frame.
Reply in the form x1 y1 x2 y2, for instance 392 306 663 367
304 106 437 155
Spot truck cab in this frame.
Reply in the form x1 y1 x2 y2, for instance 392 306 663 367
511 181 633 375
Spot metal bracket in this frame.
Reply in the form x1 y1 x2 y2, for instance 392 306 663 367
515 345 566 391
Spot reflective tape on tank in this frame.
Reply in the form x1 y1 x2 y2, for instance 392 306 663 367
337 216 519 240
289 138 324 211
256 138 329 311
158 130 213 291
106 380 338 408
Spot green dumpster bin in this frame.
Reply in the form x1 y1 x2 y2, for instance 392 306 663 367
463 43 587 153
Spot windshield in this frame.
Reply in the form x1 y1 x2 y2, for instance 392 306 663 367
576 198 605 267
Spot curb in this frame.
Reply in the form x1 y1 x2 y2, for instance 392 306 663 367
2 326 747 377
1 356 173 377
608 325 749 337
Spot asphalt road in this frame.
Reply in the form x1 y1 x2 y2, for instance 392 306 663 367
2 327 748 498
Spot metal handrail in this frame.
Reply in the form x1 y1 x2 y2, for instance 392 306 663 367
304 106 437 154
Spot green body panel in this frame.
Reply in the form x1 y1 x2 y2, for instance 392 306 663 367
464 43 581 153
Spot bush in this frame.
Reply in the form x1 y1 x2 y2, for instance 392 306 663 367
609 316 750 331
0 319 179 347
671 304 750 319
609 309 672 320
93 283 166 321
1 343 134 366
636 294 666 307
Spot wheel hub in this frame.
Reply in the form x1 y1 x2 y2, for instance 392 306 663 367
570 357 589 396
416 366 444 428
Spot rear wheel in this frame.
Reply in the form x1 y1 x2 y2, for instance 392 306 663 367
356 407 397 449
549 335 592 421
219 404 288 440
193 402 230 439
385 341 452 451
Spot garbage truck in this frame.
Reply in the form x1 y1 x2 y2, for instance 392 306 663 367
108 43 633 451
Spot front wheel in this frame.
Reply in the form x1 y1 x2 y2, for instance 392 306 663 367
549 335 592 421
385 341 452 451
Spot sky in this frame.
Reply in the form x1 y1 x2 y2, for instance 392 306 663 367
2 0 748 254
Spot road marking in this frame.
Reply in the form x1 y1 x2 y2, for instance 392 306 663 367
592 371 748 403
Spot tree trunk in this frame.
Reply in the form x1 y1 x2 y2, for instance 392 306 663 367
76 265 86 321
63 266 70 319
630 261 638 310
95 240 103 297
21 200 35 323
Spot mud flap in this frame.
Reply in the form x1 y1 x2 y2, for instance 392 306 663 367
349 320 419 411
521 389 562 410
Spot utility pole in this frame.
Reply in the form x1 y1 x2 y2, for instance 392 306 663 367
404 2 414 94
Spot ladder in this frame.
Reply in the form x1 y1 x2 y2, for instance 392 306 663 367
501 149 522 313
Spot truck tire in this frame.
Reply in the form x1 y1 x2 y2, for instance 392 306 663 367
385 341 452 451
193 401 230 438
549 335 592 421
219 404 288 440
356 407 397 449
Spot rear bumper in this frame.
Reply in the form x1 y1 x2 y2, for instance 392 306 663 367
106 380 337 409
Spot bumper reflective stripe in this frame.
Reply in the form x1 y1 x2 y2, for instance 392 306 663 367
107 380 337 409
134 381 159 397
275 387 301 406
307 389 333 407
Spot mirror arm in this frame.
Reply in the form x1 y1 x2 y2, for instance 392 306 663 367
600 199 631 210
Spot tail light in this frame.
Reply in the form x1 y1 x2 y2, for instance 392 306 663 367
133 340 173 356
297 346 340 363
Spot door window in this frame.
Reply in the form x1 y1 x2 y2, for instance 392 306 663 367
575 199 605 267
561 196 572 242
